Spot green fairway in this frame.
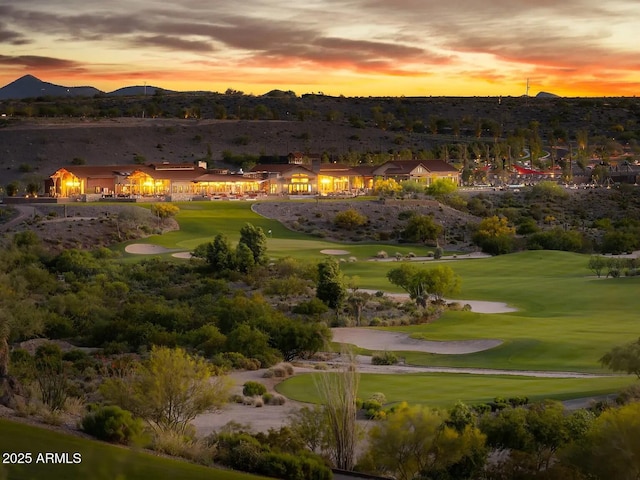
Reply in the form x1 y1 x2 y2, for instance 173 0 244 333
276 372 636 407
116 201 640 401
121 201 425 261
0 418 267 480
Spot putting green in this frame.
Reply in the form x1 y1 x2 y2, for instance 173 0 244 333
277 372 636 407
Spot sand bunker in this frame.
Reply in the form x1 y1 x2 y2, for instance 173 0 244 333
320 249 350 255
172 251 193 259
125 243 172 254
331 327 502 354
359 290 516 314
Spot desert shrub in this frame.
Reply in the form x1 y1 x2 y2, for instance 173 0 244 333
362 399 383 419
334 208 367 230
62 350 97 374
41 410 65 426
528 181 568 200
262 393 273 404
214 433 264 471
259 451 331 480
433 246 444 259
398 210 416 220
81 405 144 444
371 351 398 365
281 363 295 376
254 397 264 407
489 397 510 411
243 381 267 397
270 366 287 378
232 135 251 145
292 298 329 315
516 217 539 235
152 429 210 464
314 363 328 370
262 369 275 378
472 403 492 415
376 250 388 259
616 383 640 405
217 352 261 371
526 228 583 252
508 396 529 407
230 394 244 403
368 392 387 405
267 394 286 406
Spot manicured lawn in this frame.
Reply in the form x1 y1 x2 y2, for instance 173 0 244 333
276 372 637 407
120 201 421 261
336 250 640 372
115 201 640 400
0 418 268 480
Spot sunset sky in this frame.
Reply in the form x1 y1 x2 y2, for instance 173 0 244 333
1 1 639 97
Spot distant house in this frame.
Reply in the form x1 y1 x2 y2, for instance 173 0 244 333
48 163 207 200
317 163 364 194
47 156 458 202
249 163 318 195
372 159 460 185
287 151 322 165
193 172 265 196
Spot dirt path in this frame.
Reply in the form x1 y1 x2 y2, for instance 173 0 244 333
0 205 36 232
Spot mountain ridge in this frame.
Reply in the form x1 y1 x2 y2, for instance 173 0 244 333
0 75 170 100
1 74 559 101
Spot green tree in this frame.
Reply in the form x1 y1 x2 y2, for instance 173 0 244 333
600 337 640 378
588 255 607 278
316 259 347 311
481 401 589 475
268 319 331 361
101 346 231 434
239 223 268 266
387 264 461 307
402 214 442 245
235 242 256 273
205 234 236 272
427 265 462 303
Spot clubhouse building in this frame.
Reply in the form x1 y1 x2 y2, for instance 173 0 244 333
46 155 460 201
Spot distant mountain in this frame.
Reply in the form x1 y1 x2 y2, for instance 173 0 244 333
0 75 103 100
0 75 174 100
107 85 174 96
536 91 560 98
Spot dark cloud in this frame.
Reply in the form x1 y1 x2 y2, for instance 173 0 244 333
0 55 83 69
1 1 638 93
0 25 30 45
129 35 215 52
